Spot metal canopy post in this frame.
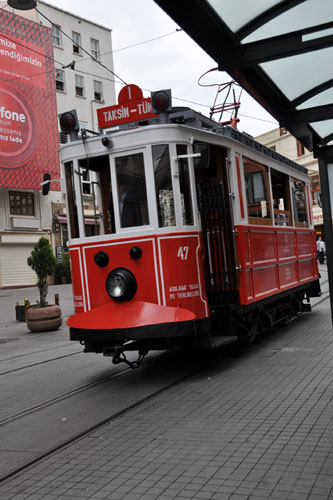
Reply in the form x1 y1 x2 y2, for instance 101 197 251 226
315 145 333 325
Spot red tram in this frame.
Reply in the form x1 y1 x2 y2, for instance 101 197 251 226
60 102 321 366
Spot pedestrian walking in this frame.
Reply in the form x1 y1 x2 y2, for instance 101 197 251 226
317 236 326 264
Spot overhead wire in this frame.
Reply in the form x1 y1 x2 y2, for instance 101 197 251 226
0 7 277 127
76 29 181 63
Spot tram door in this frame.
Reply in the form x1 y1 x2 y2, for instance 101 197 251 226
196 145 238 309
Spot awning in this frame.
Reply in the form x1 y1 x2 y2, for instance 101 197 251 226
55 215 99 225
154 0 333 152
56 216 67 224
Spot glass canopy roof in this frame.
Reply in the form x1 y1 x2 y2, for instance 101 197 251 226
154 0 333 151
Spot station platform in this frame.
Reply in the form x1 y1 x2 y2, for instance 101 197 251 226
0 267 332 500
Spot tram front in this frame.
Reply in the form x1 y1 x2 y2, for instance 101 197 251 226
61 123 211 366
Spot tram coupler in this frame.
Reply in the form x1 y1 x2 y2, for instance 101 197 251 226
105 343 148 369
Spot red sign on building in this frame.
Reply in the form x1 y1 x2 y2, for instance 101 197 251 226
97 84 158 129
0 11 59 190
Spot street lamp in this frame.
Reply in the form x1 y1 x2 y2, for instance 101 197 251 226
7 0 37 9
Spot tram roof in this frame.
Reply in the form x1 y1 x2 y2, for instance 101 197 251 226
154 0 333 155
167 108 308 174
63 107 308 176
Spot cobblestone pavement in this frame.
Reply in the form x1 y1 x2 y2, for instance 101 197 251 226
0 286 332 499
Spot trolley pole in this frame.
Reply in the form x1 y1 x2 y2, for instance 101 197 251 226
315 145 333 327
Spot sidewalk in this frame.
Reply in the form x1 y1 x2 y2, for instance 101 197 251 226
0 283 74 338
0 279 332 499
0 284 76 365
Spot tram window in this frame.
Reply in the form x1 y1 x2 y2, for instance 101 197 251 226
78 160 93 196
99 167 115 234
115 153 149 228
152 144 176 227
77 160 100 237
243 157 272 224
291 178 308 227
81 169 91 195
64 161 79 239
271 169 292 226
177 145 194 226
78 155 114 235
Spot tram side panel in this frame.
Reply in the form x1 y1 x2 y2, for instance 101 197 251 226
157 233 208 319
236 225 319 305
69 247 85 313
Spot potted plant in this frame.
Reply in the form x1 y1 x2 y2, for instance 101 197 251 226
26 237 62 332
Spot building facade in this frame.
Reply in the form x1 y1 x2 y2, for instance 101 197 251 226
255 127 323 237
0 1 115 287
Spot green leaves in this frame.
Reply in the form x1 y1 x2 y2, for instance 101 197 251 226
27 237 57 307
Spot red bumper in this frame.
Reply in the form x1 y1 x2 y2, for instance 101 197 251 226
67 300 196 331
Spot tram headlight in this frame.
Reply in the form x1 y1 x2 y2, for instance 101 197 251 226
106 268 137 302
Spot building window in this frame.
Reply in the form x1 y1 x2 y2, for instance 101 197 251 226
79 121 87 132
91 38 100 60
311 174 321 205
75 75 84 97
296 140 305 157
9 191 35 216
52 24 61 47
55 69 65 92
93 80 103 101
72 32 81 54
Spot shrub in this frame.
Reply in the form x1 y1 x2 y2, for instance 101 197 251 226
27 237 57 307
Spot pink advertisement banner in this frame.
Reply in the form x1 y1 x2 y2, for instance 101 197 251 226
0 11 59 190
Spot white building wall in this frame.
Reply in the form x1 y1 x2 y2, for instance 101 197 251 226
255 128 318 173
36 1 116 130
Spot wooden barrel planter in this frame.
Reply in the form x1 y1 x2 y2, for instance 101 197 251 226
26 304 62 332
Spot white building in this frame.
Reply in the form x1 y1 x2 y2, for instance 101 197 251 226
36 1 116 132
0 1 116 288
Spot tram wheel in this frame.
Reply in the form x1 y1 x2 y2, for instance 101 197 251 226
238 322 260 348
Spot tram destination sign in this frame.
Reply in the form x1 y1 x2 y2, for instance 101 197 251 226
97 84 158 129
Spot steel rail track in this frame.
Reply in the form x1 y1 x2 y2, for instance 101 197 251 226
0 350 82 376
0 362 131 427
0 355 195 485
0 349 167 426
1 290 329 426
